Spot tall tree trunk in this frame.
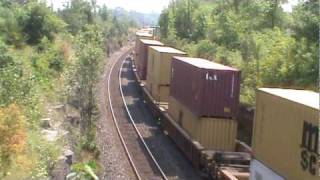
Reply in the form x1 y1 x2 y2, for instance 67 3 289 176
271 0 278 28
233 0 240 13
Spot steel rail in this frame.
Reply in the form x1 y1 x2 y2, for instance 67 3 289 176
118 57 168 180
107 49 142 180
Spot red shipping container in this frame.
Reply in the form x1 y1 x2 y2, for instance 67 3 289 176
170 57 241 119
137 39 164 80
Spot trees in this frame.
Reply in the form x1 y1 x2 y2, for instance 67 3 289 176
0 41 14 68
0 40 32 106
0 0 136 178
74 25 103 135
191 9 206 41
291 1 319 44
159 9 169 38
59 0 94 34
159 0 318 104
290 0 319 87
98 5 109 21
0 2 24 46
18 2 65 44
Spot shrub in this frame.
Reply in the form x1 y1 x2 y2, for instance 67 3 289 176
0 104 27 176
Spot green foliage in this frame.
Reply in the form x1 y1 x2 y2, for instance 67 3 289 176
159 9 169 38
0 104 27 175
67 161 99 180
193 40 216 60
159 0 319 105
173 0 197 39
98 5 109 21
290 38 318 87
0 42 32 107
67 25 103 159
0 3 24 46
0 41 14 68
191 9 207 41
160 0 209 42
0 0 135 178
0 65 31 106
27 131 61 179
18 2 66 45
207 9 242 49
59 0 95 34
253 28 295 85
291 0 319 44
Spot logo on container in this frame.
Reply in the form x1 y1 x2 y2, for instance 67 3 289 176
205 72 217 81
300 121 319 176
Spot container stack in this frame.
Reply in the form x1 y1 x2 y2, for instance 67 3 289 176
134 31 153 62
135 39 164 80
139 27 155 35
250 88 319 180
145 46 186 103
168 57 241 151
135 31 153 40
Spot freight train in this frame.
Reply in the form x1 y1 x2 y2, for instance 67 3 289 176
132 29 251 180
131 29 319 180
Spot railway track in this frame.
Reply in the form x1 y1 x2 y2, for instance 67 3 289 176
107 48 168 180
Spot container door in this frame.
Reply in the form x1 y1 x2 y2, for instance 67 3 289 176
193 68 204 117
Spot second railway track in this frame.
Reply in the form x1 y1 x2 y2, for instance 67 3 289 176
107 48 167 180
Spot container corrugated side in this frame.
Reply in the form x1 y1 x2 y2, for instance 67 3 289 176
146 47 186 103
153 52 186 86
137 40 163 80
134 33 153 64
170 57 240 118
145 47 158 98
152 85 170 103
252 89 319 180
168 96 237 151
146 47 159 84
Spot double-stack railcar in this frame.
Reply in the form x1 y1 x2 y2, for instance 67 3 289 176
132 58 251 179
250 88 319 180
128 29 316 180
131 30 252 179
145 46 186 103
135 39 164 80
134 31 154 63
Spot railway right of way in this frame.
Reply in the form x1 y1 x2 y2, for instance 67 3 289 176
107 47 201 180
108 48 164 180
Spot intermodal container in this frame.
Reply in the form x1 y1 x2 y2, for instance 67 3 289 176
170 57 241 118
139 27 155 36
135 31 153 39
251 88 319 180
136 39 164 80
168 96 237 151
145 46 186 102
135 31 153 62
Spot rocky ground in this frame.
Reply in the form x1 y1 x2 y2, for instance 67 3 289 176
96 44 136 180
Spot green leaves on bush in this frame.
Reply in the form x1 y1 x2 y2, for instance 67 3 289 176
159 0 319 105
67 161 99 180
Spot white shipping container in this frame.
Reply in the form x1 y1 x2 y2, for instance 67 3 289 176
250 160 285 180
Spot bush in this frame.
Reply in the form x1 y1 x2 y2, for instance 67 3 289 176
67 161 99 180
0 65 31 106
18 2 66 45
48 49 65 73
0 41 14 68
0 104 27 176
194 40 216 60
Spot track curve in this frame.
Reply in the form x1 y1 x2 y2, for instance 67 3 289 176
107 48 167 180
